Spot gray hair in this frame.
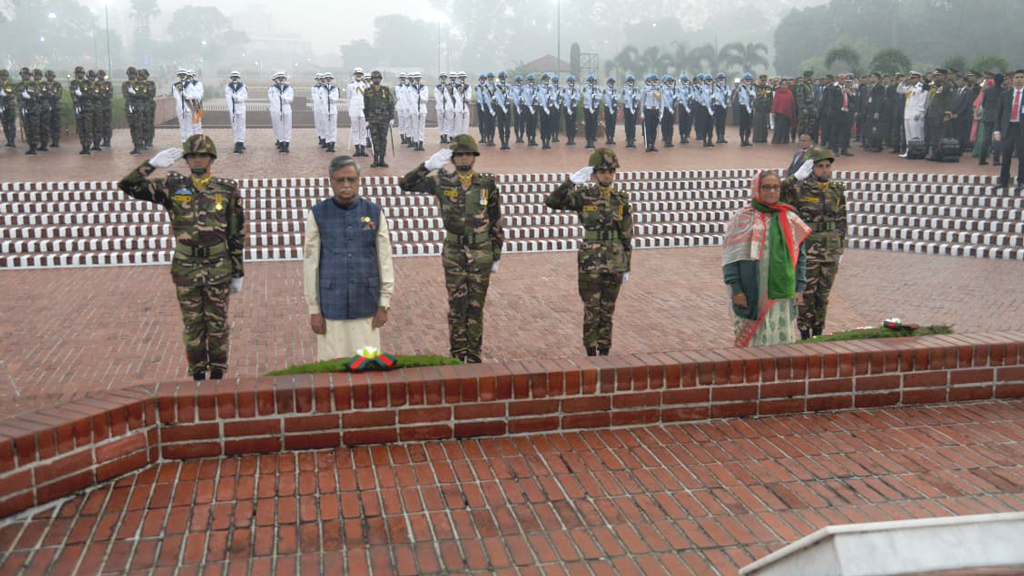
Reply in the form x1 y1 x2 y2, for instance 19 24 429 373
328 155 361 179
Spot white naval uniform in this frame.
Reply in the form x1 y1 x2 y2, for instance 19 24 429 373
224 81 247 144
185 80 204 134
348 79 369 147
268 83 295 143
171 82 193 142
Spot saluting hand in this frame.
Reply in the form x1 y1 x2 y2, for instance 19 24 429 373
424 148 452 171
794 159 814 181
149 148 184 169
570 166 594 184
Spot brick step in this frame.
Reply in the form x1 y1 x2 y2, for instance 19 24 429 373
850 214 1024 235
847 189 1023 208
847 237 1024 260
0 234 725 269
848 225 1024 248
848 201 1023 221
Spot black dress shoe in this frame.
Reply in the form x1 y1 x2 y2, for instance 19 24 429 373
209 369 224 380
192 372 206 381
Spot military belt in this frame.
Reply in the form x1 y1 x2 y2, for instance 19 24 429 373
810 222 838 233
583 230 621 241
175 241 228 258
447 231 490 245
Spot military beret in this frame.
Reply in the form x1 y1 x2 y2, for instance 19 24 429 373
588 148 619 171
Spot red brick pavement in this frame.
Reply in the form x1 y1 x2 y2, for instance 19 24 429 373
0 399 1022 575
1 248 1022 418
0 126 1008 181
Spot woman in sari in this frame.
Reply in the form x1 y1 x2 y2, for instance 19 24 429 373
771 80 797 144
722 171 811 347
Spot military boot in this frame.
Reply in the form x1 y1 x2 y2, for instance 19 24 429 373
233 142 242 154
586 347 597 357
130 144 141 155
79 145 91 155
282 142 289 153
145 139 153 149
5 137 14 147
209 369 224 380
25 144 37 155
378 155 388 168
370 155 380 168
800 329 811 340
38 142 48 151
103 137 111 147
319 137 325 147
51 137 59 148
92 141 101 151
598 348 610 356
192 371 206 381
326 142 335 153
812 324 824 337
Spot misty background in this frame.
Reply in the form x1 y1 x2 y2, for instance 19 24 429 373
2 0 1022 85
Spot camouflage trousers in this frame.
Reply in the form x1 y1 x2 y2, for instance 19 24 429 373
44 104 60 145
74 106 93 148
798 108 818 142
20 106 41 147
126 102 144 146
97 100 112 143
798 260 838 333
579 271 623 351
144 102 156 142
369 122 389 158
175 282 231 377
442 240 494 362
1 105 15 144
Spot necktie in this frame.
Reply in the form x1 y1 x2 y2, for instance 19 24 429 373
1013 89 1021 122
842 89 848 109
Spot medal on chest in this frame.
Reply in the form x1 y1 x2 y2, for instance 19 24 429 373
215 193 223 211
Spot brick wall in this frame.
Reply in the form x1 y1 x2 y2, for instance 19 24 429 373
2 332 1022 518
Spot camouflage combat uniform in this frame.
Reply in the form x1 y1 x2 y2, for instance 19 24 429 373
15 68 41 154
363 71 395 167
117 135 246 378
545 148 633 355
399 135 504 363
69 67 94 153
123 67 145 152
139 69 157 148
43 71 62 148
95 71 114 147
781 147 847 336
794 75 818 141
32 70 50 151
0 70 17 147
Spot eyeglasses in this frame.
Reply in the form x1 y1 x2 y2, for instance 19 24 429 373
332 177 359 185
761 184 782 191
453 152 475 157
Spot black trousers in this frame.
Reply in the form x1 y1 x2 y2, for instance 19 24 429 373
604 108 617 142
999 122 1024 186
623 109 637 144
830 112 851 153
678 106 691 141
563 108 577 142
643 108 659 148
979 120 1000 163
495 108 510 145
513 107 524 139
524 108 536 141
714 106 727 140
584 109 598 144
550 107 561 140
660 110 675 144
539 109 552 142
738 108 752 142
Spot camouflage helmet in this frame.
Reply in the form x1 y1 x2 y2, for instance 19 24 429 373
126 66 137 75
588 148 619 171
74 66 85 74
138 69 149 78
804 145 835 164
97 69 107 77
45 70 55 79
449 134 480 156
370 70 382 79
32 68 43 77
182 134 218 158
19 67 30 76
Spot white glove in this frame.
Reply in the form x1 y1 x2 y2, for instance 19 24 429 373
128 87 136 95
491 261 500 274
424 148 453 171
839 255 844 265
794 159 814 181
570 166 594 184
622 272 629 284
74 88 82 97
389 119 394 127
229 278 244 294
148 148 184 169
21 90 30 99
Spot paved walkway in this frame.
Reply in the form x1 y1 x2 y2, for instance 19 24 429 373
2 248 1023 417
0 127 1006 181
1 399 1022 575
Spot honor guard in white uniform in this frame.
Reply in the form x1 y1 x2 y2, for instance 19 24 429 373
322 73 340 152
640 73 661 151
435 72 449 143
225 71 247 153
410 72 428 151
511 75 525 143
455 72 471 136
659 75 676 147
736 72 756 146
396 72 410 146
676 74 693 144
184 70 204 135
312 73 326 147
268 71 294 153
713 72 731 143
347 68 370 156
171 69 192 142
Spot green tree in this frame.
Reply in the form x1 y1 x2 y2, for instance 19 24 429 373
339 40 376 72
973 55 1010 74
825 46 861 73
608 45 640 77
690 44 732 74
637 46 672 76
164 6 247 72
130 0 159 62
942 55 968 74
722 42 769 73
868 49 912 75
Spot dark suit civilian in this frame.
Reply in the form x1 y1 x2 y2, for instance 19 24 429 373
993 74 1024 188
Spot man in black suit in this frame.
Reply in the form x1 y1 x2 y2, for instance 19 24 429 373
993 69 1024 190
950 75 974 153
786 133 815 176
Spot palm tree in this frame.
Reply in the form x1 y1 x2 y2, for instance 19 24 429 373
638 46 672 76
868 48 911 76
608 45 640 77
689 44 730 74
671 42 691 76
825 46 861 73
722 42 769 73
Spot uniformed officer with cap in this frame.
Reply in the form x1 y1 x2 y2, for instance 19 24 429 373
622 75 639 148
603 77 618 145
562 75 581 146
225 71 247 153
268 71 294 153
0 69 17 148
399 134 504 363
118 134 246 380
640 73 661 151
15 67 42 154
582 74 600 149
546 148 633 356
364 70 395 167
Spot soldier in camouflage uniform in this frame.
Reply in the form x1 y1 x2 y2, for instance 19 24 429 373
781 146 847 339
85 70 103 150
794 71 818 143
31 69 50 151
364 70 395 168
44 70 62 148
15 67 41 155
546 148 633 356
1 69 17 147
118 135 246 380
95 70 114 148
399 134 504 363
69 66 93 154
124 67 145 154
138 69 156 149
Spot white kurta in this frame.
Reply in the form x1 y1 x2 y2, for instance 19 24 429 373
303 205 395 361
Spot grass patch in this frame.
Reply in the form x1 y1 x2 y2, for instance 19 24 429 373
800 325 952 343
268 354 463 376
